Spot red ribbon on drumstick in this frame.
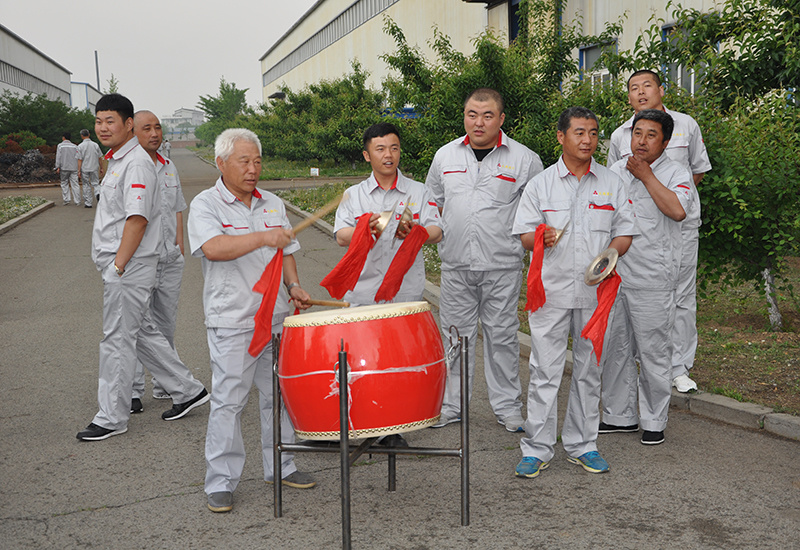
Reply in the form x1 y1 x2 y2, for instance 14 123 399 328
320 212 375 299
524 224 547 313
581 271 621 364
249 195 342 357
374 224 429 302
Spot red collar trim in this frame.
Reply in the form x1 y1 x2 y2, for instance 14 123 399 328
156 153 166 165
103 150 113 160
462 132 503 148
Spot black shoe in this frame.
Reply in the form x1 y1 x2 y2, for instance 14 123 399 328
162 388 210 421
641 430 665 445
84 204 93 208
598 422 639 434
131 398 143 414
77 422 127 441
96 194 100 202
378 434 409 448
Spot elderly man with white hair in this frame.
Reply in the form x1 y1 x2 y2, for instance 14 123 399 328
187 128 316 513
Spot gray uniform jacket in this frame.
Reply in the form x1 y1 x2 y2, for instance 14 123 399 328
55 141 78 171
156 154 188 263
426 130 543 271
610 153 694 290
513 156 639 309
76 139 103 172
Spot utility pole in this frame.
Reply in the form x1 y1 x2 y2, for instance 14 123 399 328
94 51 100 91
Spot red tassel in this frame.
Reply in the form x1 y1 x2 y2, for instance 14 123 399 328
321 213 375 299
248 252 284 357
374 224 429 302
524 224 547 313
581 271 621 364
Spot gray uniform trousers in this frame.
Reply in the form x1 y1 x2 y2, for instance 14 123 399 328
60 170 79 205
671 228 699 379
93 260 205 430
204 323 296 495
601 288 676 432
438 268 523 420
133 254 185 398
520 305 600 462
81 170 100 206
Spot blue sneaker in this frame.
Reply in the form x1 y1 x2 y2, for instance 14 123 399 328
567 451 609 473
515 456 549 478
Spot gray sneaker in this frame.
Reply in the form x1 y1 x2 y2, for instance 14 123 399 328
432 411 461 428
207 491 233 513
266 471 316 489
498 412 525 433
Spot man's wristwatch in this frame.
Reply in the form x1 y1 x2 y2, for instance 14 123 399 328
286 282 300 293
114 264 125 276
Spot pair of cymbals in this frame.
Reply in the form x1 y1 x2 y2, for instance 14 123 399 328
374 207 412 236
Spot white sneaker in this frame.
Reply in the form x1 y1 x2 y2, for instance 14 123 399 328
498 412 525 433
432 411 460 428
672 374 697 393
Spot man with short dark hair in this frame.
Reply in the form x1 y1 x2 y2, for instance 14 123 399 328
77 94 209 442
607 69 712 393
55 132 79 206
426 88 543 432
601 108 695 446
512 107 637 478
76 129 104 207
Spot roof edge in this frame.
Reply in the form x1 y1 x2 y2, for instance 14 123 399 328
258 0 327 61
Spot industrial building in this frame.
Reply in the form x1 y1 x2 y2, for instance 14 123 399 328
0 22 71 103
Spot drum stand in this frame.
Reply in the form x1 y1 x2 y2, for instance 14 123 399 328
272 329 470 549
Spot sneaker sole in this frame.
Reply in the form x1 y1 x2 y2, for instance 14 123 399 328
566 456 609 473
265 479 317 489
207 503 233 513
431 416 461 428
78 427 128 441
515 461 549 478
641 437 665 445
152 394 171 400
498 419 525 433
598 426 639 434
163 393 210 421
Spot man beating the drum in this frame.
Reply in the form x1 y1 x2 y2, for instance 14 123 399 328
187 128 316 513
512 107 637 479
326 122 443 446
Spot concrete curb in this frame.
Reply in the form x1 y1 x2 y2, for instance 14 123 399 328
0 200 54 236
283 198 800 443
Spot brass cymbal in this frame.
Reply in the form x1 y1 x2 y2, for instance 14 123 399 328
374 206 412 235
584 248 619 286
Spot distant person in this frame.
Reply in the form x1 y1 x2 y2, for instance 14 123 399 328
601 109 694 446
76 129 105 206
130 110 189 408
607 69 712 393
162 139 171 158
77 93 209 442
426 87 543 432
512 107 636 479
55 132 79 206
188 128 316 513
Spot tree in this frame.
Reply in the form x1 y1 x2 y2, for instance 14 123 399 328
195 78 249 144
0 90 95 145
103 74 120 94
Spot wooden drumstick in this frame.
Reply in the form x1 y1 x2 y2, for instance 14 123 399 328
292 194 343 235
303 298 350 308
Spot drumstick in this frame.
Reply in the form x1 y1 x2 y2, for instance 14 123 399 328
292 194 343 235
303 298 350 308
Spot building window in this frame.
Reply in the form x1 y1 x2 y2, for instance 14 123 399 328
509 0 521 43
579 42 615 89
662 24 706 95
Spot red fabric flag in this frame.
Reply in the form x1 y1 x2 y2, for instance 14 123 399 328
374 224 429 302
248 252 284 357
581 271 621 364
320 213 375 299
524 224 548 313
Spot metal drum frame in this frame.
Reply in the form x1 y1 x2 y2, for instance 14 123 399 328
272 328 470 550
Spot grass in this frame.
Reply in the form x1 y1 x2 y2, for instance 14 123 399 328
190 147 371 180
280 187 800 417
0 195 47 225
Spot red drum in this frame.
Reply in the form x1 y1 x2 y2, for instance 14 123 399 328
279 301 446 440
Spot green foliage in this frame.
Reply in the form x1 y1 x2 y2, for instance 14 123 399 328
0 91 95 145
1 130 46 152
103 74 120 95
0 195 48 225
195 78 249 144
243 62 385 168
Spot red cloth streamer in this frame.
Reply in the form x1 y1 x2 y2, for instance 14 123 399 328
581 271 621 364
320 213 375 299
524 224 548 313
248 252 284 357
374 224 429 302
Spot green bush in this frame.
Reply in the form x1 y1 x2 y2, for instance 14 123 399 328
0 91 94 145
1 130 46 152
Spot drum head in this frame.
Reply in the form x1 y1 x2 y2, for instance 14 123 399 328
283 301 430 327
584 248 619 286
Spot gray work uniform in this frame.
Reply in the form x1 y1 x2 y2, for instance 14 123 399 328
608 107 712 379
426 130 543 420
513 157 637 461
188 178 300 495
601 153 694 432
76 138 103 205
333 170 440 307
55 140 79 205
90 137 204 431
133 154 189 398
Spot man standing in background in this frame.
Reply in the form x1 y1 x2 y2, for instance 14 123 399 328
55 132 79 206
76 129 104 206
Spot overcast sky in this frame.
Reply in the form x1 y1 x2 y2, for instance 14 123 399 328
1 0 317 119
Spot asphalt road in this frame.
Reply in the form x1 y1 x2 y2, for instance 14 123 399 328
1 148 799 549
